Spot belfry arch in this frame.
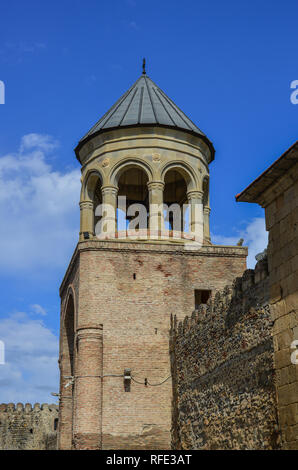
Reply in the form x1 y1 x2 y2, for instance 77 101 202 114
163 169 188 232
202 176 211 243
116 165 149 231
80 171 103 239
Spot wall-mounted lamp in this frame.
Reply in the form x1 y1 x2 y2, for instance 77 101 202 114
124 368 131 392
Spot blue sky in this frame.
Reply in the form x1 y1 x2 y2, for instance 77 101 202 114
0 0 297 403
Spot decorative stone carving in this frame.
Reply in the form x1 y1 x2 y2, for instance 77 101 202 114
101 158 110 168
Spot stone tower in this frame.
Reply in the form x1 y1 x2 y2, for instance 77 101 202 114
58 68 247 450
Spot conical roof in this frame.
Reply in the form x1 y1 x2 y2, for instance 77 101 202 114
75 72 214 161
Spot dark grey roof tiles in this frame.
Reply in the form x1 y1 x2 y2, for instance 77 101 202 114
79 74 207 142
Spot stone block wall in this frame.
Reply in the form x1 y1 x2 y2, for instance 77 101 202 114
265 161 298 449
170 260 281 450
0 403 58 450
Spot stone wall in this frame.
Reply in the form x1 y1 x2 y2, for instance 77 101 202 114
0 403 58 450
236 142 298 449
265 160 298 449
170 259 281 450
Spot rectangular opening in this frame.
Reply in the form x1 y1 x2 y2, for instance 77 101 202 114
194 289 211 309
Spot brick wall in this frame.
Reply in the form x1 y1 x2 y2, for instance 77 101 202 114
59 240 246 449
170 260 281 450
0 403 58 450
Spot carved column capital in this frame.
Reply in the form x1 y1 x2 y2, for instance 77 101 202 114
101 185 118 196
147 181 165 191
79 200 94 210
186 190 204 202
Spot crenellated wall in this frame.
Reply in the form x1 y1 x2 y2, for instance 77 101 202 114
0 403 58 450
170 258 282 450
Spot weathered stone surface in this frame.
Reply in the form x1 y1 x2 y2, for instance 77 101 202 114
170 261 282 450
0 403 58 450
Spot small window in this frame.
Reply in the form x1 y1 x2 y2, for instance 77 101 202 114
54 418 58 431
194 290 211 309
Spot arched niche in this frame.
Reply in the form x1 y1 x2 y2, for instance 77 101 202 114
63 292 75 378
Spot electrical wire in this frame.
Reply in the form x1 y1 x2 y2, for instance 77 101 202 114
75 374 124 378
146 375 172 386
64 373 172 387
131 375 171 386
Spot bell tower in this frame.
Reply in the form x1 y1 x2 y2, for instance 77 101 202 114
58 67 247 450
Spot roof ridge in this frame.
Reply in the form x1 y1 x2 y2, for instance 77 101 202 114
152 86 176 126
144 75 205 135
143 75 158 123
157 88 194 131
137 86 144 124
118 87 138 126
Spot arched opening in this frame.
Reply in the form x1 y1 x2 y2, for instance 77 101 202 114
203 177 209 209
84 172 102 235
117 167 149 231
64 294 75 378
163 169 188 232
59 293 75 449
202 176 210 243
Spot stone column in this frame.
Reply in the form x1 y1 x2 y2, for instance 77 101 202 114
79 201 94 241
96 185 118 239
203 206 211 244
73 325 103 450
148 181 165 237
187 190 204 244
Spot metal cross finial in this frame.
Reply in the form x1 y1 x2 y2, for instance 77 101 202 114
142 58 146 75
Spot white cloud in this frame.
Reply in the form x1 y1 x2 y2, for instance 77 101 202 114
30 304 47 316
0 312 59 403
0 134 80 275
212 217 268 269
20 133 59 153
